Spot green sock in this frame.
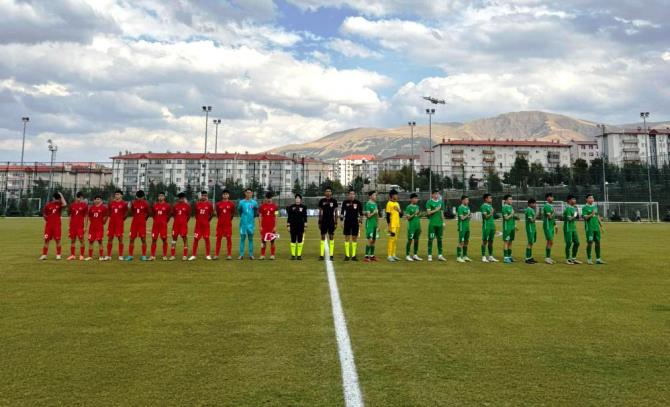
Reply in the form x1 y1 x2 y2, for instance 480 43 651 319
437 238 443 255
525 248 531 259
406 240 411 256
595 243 601 259
565 244 571 259
457 246 462 257
545 247 551 258
370 245 375 256
586 244 592 260
463 246 468 256
481 244 486 256
572 243 579 258
428 239 433 256
488 243 494 256
413 239 419 255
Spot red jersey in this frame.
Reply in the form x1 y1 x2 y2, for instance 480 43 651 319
195 201 214 226
108 200 128 223
260 202 279 230
152 202 171 225
173 202 191 225
43 201 64 224
130 199 150 226
88 204 108 228
69 201 88 227
216 200 235 227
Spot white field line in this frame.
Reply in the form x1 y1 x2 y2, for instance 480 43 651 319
324 239 364 407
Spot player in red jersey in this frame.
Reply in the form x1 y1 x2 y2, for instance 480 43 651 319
67 191 88 260
259 192 279 260
40 192 67 260
150 191 172 261
189 190 214 260
106 190 128 260
215 189 235 260
86 195 108 260
170 192 191 260
127 190 150 261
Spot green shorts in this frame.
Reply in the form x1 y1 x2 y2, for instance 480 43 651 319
365 224 378 240
564 230 580 245
543 224 555 241
458 230 470 243
503 228 515 242
428 225 443 240
526 226 537 244
482 227 495 242
408 228 421 241
586 229 601 243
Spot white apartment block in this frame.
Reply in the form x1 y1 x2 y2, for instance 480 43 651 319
336 154 378 186
597 129 670 167
1 163 112 196
431 139 572 180
111 152 333 196
378 154 422 173
570 139 600 165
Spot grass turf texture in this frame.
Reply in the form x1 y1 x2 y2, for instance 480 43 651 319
1 217 669 406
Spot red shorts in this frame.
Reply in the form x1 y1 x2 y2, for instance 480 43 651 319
152 223 168 240
216 223 232 238
194 224 210 240
88 227 104 242
107 220 124 238
130 222 147 239
44 222 62 240
172 222 188 239
261 228 276 242
69 224 85 240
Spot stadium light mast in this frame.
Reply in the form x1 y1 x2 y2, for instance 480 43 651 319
202 106 212 154
47 139 58 198
408 121 416 192
213 119 221 154
18 116 30 203
597 124 608 215
423 96 445 193
640 112 652 212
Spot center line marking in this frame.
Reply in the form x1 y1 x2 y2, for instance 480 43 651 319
324 239 364 407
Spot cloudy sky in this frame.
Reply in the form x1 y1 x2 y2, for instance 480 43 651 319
1 0 668 161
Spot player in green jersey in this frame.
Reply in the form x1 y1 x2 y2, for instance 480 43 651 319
425 190 446 261
405 193 422 261
563 194 581 265
542 192 558 264
480 193 498 262
363 190 379 262
456 195 472 263
501 194 516 263
582 194 606 265
524 198 538 264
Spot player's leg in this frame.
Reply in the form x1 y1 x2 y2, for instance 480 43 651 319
413 230 421 259
406 230 413 259
150 237 158 258
215 231 223 258
128 234 135 259
191 231 200 259
328 227 335 259
427 226 435 260
436 226 444 260
296 227 304 259
319 228 326 259
204 233 211 259
571 232 580 262
116 235 124 260
181 236 188 259
247 232 255 258
586 231 593 263
269 238 276 259
564 230 573 264
463 231 471 261
140 236 147 259
594 231 604 263
170 230 177 258
487 229 496 261
290 229 297 259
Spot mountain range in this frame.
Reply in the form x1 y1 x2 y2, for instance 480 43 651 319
267 111 670 161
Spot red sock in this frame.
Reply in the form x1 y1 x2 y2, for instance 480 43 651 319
141 243 147 256
192 239 199 256
171 245 176 256
129 242 134 256
118 243 124 257
70 244 76 256
215 236 222 257
182 245 188 257
205 239 211 256
89 246 94 258
261 244 266 256
151 242 157 257
80 244 85 256
226 237 232 256
271 244 276 256
42 244 48 255
98 244 104 257
162 240 168 257
56 244 61 255
107 241 113 256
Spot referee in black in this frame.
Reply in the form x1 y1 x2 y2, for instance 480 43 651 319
318 186 338 260
286 194 307 260
341 189 363 261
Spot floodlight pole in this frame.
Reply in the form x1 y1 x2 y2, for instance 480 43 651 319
19 117 29 203
426 109 435 193
641 112 652 216
408 121 416 192
47 139 58 199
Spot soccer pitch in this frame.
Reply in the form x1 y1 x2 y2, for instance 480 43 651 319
1 218 669 406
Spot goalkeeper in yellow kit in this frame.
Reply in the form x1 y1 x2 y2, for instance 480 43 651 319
385 189 402 262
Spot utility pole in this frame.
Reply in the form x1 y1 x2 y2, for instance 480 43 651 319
408 121 416 192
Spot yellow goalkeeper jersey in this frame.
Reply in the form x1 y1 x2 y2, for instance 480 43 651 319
385 201 401 229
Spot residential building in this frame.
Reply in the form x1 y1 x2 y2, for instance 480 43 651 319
0 162 112 196
597 129 670 166
570 139 600 165
431 139 572 181
378 154 422 173
336 154 377 186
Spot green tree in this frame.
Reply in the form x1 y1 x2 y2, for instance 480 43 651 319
468 174 478 190
292 179 303 196
305 182 319 196
528 162 547 187
507 156 530 188
572 158 590 186
486 169 503 192
351 176 364 193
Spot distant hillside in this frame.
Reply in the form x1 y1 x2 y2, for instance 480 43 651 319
268 111 670 161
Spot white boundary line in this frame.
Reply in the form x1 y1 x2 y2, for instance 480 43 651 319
324 239 364 407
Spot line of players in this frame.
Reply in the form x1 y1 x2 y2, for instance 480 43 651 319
40 187 606 265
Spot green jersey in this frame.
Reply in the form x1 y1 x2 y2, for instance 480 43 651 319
405 203 421 231
582 204 600 232
364 201 378 227
525 207 536 230
502 204 515 231
425 199 443 227
563 205 577 232
457 204 471 232
480 203 495 229
542 203 555 228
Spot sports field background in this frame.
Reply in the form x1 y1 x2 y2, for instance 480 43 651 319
1 217 669 406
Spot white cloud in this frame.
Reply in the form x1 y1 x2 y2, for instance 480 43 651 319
326 38 382 59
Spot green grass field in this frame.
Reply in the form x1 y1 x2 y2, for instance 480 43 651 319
1 217 669 406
